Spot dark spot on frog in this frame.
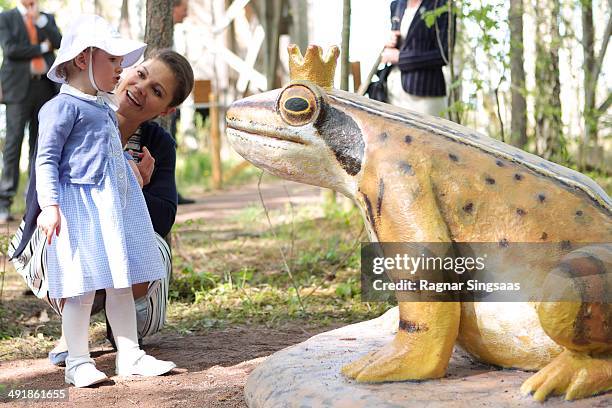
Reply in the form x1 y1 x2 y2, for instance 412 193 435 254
537 193 546 203
499 238 509 248
485 177 496 185
516 208 526 216
314 105 364 176
514 173 523 181
463 202 473 213
540 232 548 240
362 193 377 233
399 161 415 176
560 240 571 250
376 178 385 217
399 319 429 333
495 160 505 167
404 135 412 144
449 153 459 162
576 210 583 217
378 132 389 142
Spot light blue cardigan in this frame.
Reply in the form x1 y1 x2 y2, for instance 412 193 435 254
36 85 131 208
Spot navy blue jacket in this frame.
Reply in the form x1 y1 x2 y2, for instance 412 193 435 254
11 121 178 260
391 0 452 97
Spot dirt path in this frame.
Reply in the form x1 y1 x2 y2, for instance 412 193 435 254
1 324 336 407
175 179 323 224
0 179 329 407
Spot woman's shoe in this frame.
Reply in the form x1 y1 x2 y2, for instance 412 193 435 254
65 357 108 387
115 350 176 377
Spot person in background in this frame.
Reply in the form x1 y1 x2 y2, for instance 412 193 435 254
173 0 189 24
0 0 62 222
381 0 452 117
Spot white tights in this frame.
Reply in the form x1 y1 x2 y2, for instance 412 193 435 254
62 287 140 361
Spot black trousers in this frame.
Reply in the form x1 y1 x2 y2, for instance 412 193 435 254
0 77 57 209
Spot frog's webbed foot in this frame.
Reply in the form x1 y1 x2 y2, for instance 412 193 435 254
520 350 612 401
341 331 447 382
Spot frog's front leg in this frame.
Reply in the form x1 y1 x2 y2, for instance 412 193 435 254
343 165 460 382
521 244 612 401
342 301 460 381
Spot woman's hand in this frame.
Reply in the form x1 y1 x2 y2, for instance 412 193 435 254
136 146 155 187
386 30 400 48
381 47 399 64
37 205 61 245
128 159 144 188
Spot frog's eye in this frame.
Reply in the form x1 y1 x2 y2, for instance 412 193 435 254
278 84 319 126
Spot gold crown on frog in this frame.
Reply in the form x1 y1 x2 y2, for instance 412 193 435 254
288 44 339 89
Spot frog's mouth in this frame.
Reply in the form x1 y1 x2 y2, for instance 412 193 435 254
226 120 308 146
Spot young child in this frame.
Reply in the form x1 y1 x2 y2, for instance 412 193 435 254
36 15 176 387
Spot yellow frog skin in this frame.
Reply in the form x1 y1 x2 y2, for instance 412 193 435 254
225 48 611 402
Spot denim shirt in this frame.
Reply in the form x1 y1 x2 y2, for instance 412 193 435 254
36 84 129 208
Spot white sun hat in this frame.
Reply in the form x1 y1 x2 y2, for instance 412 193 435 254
47 14 147 84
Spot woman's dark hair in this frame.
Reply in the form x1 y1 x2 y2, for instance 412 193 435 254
149 49 194 107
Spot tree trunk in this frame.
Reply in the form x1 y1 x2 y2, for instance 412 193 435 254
446 0 461 124
340 0 351 91
509 0 527 148
144 0 173 131
288 0 308 52
579 1 611 170
263 0 283 90
581 0 595 168
144 0 173 54
533 0 564 162
120 0 130 37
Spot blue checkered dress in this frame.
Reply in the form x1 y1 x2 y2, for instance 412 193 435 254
45 107 165 299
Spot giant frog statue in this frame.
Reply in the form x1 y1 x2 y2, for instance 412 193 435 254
225 45 611 402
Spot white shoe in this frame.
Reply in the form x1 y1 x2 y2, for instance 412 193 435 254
65 357 108 387
115 350 176 377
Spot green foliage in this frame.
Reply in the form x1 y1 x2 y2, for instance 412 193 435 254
169 264 219 303
422 5 448 28
168 203 391 330
335 277 359 299
0 0 13 11
175 151 212 187
0 305 21 340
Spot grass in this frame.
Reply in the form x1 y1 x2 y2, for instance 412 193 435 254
166 202 392 333
0 198 392 361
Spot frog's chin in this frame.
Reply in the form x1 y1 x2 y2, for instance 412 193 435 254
227 128 356 197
